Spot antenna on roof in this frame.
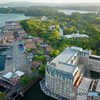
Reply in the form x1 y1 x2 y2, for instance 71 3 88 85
13 64 16 72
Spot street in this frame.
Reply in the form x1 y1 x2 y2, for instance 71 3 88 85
0 41 27 76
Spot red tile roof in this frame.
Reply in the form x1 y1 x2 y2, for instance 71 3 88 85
19 30 26 34
37 39 43 43
17 37 22 40
33 37 40 40
5 35 14 41
26 43 36 49
46 45 53 51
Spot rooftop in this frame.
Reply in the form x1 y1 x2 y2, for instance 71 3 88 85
3 71 25 79
89 55 100 61
52 47 81 64
95 79 100 93
80 50 92 54
40 42 48 45
79 77 92 91
55 62 77 74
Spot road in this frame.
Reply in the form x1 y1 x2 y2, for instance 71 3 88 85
0 41 27 76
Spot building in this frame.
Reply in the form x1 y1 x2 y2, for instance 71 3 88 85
2 65 25 85
4 21 21 32
40 42 48 47
77 77 92 100
33 37 40 42
24 39 33 45
36 39 43 43
27 53 33 62
46 45 53 53
18 30 26 37
64 31 90 40
26 43 36 49
40 46 100 100
4 35 14 42
17 37 22 41
31 60 41 70
33 16 54 21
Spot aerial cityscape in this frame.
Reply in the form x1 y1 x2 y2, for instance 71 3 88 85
0 0 100 100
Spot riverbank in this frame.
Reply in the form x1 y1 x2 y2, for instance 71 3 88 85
20 78 55 100
0 13 31 26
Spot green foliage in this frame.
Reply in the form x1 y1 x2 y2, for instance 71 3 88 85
49 50 55 57
14 31 17 34
33 55 38 60
38 55 46 63
52 30 60 39
56 25 60 30
54 50 60 56
0 93 6 100
25 37 31 39
36 43 40 47
21 76 28 84
39 64 46 75
33 70 37 73
20 12 100 56
26 48 36 52
37 50 41 55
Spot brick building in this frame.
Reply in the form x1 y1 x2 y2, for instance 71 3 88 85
41 46 100 100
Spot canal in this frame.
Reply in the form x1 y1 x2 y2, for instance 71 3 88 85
90 70 100 79
0 55 6 71
21 79 55 100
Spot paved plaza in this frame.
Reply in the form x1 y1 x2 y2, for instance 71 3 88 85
0 41 27 76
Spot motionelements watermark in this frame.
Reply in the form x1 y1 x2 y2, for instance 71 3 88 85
70 92 98 97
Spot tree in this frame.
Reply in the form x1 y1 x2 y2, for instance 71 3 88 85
37 50 41 55
39 64 45 75
33 70 37 73
54 50 60 56
49 50 54 57
92 50 97 55
0 93 6 100
36 43 40 47
56 25 60 30
21 76 28 84
14 31 17 34
52 30 60 39
33 55 38 60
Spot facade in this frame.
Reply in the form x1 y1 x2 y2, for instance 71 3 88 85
40 42 48 47
41 46 100 100
4 22 21 32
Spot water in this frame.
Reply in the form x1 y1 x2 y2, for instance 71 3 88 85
0 55 6 71
0 13 32 26
90 70 100 79
21 79 55 100
58 9 97 15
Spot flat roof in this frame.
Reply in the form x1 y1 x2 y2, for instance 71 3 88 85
3 71 25 79
89 55 100 60
15 71 25 77
79 77 92 91
3 72 13 79
52 47 78 64
96 79 100 93
80 50 91 54
56 62 77 74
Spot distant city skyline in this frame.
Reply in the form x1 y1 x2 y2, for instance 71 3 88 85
0 0 100 4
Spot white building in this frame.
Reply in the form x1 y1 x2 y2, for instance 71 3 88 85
64 31 89 39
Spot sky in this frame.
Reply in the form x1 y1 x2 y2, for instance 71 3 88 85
0 0 100 4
